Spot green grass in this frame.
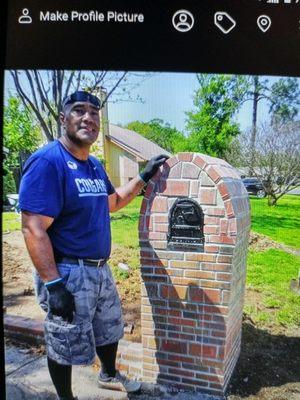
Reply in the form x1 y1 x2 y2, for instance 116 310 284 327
246 249 300 327
250 195 300 249
2 212 21 232
110 196 143 248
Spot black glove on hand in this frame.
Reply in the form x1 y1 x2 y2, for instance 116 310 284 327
139 154 169 183
47 281 75 323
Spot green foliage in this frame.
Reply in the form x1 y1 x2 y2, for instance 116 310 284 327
3 97 41 198
250 195 300 248
185 74 246 157
4 97 41 168
126 119 187 154
3 172 17 202
268 77 300 125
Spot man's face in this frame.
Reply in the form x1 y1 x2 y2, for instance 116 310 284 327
61 101 100 146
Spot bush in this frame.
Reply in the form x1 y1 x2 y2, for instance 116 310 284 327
3 171 16 203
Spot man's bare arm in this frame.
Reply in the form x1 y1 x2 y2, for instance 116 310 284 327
108 154 169 213
109 176 145 212
21 211 60 282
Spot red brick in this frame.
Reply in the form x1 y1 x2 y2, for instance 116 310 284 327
154 215 168 223
200 188 217 205
203 289 221 303
220 219 228 234
151 259 169 267
206 208 225 217
204 216 220 225
150 197 168 212
204 245 219 253
160 285 188 300
184 270 215 279
224 200 235 218
148 232 166 240
168 354 194 363
200 280 230 289
196 373 222 383
205 166 221 183
144 182 154 199
193 155 207 169
216 273 232 281
204 225 219 234
189 287 204 302
169 368 195 377
189 343 217 358
228 218 237 234
155 224 168 233
171 277 200 286
185 253 216 262
160 180 190 196
166 156 179 168
170 260 199 269
178 152 193 162
209 235 235 245
202 263 231 272
168 317 195 327
140 199 148 214
161 340 187 354
217 182 230 200
217 255 232 263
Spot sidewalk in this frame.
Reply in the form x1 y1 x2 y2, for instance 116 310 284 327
5 340 223 400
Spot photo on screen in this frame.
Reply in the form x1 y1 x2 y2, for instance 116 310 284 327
3 69 300 397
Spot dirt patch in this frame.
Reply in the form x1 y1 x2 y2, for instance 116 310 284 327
249 232 282 252
3 230 300 400
2 231 141 339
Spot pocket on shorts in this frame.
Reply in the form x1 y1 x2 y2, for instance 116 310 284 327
44 314 95 365
57 264 79 293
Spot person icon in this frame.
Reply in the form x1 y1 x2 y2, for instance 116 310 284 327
178 13 189 29
18 8 32 24
172 10 194 33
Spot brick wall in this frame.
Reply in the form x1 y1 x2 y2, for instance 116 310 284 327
139 153 251 396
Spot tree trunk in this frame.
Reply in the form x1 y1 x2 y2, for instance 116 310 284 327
250 76 259 175
267 195 277 206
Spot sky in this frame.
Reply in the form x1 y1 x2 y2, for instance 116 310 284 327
4 71 295 135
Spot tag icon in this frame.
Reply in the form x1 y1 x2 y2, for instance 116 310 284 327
257 15 271 33
214 12 236 34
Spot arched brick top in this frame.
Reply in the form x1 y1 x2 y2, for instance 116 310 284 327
139 153 251 394
140 152 250 247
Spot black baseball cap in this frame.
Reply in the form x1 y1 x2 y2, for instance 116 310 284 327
62 91 102 109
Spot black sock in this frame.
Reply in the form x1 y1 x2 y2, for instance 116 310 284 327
47 356 73 399
96 341 118 378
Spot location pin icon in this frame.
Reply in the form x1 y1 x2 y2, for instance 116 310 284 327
257 15 271 33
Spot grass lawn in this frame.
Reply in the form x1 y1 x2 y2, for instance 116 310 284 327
245 249 300 327
110 196 143 249
250 195 300 249
2 212 21 233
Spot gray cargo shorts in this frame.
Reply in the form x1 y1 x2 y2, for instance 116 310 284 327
33 261 124 365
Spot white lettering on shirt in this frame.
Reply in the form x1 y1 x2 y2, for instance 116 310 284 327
75 178 107 197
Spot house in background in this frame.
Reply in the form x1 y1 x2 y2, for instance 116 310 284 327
93 91 172 187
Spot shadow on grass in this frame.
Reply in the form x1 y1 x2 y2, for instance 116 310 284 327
252 215 300 231
227 322 300 397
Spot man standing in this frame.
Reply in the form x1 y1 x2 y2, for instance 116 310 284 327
19 91 168 400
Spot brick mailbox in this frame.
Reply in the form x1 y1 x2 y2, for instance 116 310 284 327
139 153 251 396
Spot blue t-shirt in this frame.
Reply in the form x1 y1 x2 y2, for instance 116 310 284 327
19 140 115 259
